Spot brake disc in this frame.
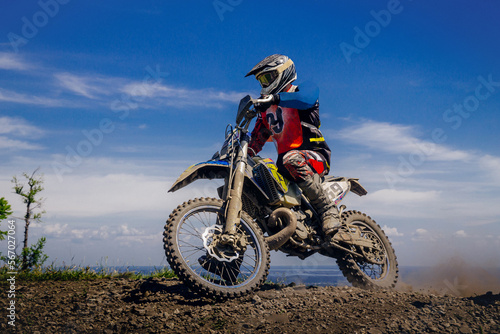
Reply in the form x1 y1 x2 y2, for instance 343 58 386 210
360 232 386 265
202 225 240 262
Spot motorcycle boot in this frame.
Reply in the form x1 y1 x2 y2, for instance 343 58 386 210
298 174 341 237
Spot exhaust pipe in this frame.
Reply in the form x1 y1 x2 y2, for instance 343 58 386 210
265 207 297 250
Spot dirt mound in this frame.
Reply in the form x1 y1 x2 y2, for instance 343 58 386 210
1 278 499 333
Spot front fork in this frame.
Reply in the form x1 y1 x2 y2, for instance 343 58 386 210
219 132 249 246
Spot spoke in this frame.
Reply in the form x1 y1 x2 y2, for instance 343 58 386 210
179 240 204 250
180 224 204 244
227 267 239 282
243 252 257 262
240 258 257 271
199 210 217 228
188 210 215 231
179 248 203 258
220 267 229 286
240 265 255 279
203 210 214 227
176 205 265 288
191 212 207 228
184 218 205 238
179 227 203 239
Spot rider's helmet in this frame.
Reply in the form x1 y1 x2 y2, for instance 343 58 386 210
245 54 297 96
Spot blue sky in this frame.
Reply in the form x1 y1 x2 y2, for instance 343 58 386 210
1 0 499 269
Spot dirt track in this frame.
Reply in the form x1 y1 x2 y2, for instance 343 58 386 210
1 277 499 333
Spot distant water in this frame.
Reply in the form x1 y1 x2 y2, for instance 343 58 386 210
88 265 500 294
267 265 349 286
91 265 350 286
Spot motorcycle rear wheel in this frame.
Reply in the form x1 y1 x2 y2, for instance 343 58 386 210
163 197 270 299
336 210 399 289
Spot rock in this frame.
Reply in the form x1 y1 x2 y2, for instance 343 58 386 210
459 325 472 334
252 295 262 304
333 297 343 304
368 329 383 334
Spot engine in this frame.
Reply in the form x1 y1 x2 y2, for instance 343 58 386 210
291 209 319 245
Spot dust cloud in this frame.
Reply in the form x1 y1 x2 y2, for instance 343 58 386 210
397 256 500 297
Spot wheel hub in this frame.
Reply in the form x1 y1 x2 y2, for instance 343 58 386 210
360 232 386 265
202 225 240 262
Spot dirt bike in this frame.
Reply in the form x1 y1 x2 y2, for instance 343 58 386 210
164 95 398 299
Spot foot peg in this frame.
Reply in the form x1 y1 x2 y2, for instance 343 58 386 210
323 218 341 235
332 229 353 242
330 226 376 248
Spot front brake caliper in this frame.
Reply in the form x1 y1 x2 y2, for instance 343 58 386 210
202 225 240 262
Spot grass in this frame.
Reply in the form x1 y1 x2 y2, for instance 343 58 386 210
0 264 177 282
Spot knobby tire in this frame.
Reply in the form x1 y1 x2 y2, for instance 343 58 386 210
163 197 270 299
336 210 399 289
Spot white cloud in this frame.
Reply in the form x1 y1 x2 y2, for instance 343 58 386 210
410 228 438 242
454 230 467 238
0 88 65 107
40 223 69 237
0 136 44 150
54 72 114 99
122 82 187 99
0 116 45 151
35 222 161 248
465 218 500 227
121 81 246 108
382 225 404 237
53 71 246 109
1 156 216 237
479 155 500 184
0 52 29 71
368 188 439 204
336 120 471 161
0 116 45 138
43 172 168 217
415 228 428 235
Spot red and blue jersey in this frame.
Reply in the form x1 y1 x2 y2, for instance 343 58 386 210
249 82 331 167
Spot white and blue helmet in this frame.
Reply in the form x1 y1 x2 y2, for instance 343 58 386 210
245 54 297 95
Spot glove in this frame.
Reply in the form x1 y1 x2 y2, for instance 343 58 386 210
254 94 280 112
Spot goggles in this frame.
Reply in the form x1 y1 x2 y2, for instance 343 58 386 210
257 71 278 88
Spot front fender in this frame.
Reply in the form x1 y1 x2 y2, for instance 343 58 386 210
169 160 230 192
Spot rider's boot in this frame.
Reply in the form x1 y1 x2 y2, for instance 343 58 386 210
298 174 341 238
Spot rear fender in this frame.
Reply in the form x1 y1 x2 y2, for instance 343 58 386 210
348 178 368 196
322 176 368 205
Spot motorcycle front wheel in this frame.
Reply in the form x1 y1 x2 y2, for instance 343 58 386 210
163 197 270 299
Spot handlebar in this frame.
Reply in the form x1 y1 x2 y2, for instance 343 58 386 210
236 94 273 126
253 95 273 104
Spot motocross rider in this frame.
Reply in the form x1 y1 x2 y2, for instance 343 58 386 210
246 54 341 238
